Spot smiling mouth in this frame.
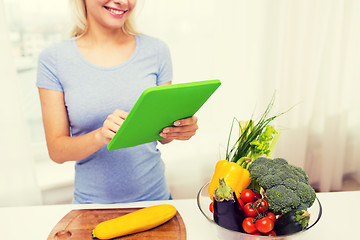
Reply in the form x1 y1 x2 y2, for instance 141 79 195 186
104 6 128 15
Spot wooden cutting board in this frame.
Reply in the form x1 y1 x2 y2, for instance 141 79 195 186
47 207 186 240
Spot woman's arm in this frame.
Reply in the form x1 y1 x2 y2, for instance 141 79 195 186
38 88 127 164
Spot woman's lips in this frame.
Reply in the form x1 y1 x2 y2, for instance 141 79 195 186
104 6 128 17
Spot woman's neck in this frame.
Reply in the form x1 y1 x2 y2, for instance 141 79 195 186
81 25 130 48
75 24 136 67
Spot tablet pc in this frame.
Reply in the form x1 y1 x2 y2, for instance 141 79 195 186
107 79 221 150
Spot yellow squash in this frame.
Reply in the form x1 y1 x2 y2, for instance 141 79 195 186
92 204 177 239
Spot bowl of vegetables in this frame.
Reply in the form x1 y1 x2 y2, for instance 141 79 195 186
198 96 322 239
197 180 322 240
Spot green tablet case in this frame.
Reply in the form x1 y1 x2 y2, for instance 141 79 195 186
107 79 221 150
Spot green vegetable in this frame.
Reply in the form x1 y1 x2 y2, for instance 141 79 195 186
225 94 288 166
248 157 316 215
248 125 280 160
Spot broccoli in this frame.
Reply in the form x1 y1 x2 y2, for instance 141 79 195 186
248 157 316 215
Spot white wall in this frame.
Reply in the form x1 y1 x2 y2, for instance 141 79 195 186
0 0 42 206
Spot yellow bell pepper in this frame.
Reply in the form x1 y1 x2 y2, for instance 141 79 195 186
208 160 251 199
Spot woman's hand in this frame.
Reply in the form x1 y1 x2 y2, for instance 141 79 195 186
98 109 128 144
159 116 198 143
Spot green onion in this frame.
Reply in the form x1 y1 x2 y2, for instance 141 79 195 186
225 94 291 164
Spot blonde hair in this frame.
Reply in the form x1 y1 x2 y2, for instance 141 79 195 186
68 0 138 38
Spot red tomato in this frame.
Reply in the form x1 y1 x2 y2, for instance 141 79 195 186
254 199 268 213
242 217 257 234
255 217 274 233
266 212 276 223
252 231 262 236
254 191 262 201
244 203 258 217
265 231 277 236
209 202 213 213
240 189 255 203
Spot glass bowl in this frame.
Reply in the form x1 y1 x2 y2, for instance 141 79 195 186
197 183 322 240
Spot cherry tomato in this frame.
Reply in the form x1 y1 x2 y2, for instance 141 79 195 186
252 231 262 236
254 191 262 201
240 189 255 203
209 202 213 213
267 212 276 223
244 202 258 217
255 217 274 233
265 231 277 236
254 199 268 213
237 197 245 210
242 217 257 234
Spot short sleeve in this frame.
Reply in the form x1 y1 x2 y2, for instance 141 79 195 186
156 40 173 85
36 44 64 92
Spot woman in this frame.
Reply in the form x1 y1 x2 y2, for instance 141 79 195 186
37 0 198 204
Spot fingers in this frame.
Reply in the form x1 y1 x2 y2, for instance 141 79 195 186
160 127 197 140
106 110 127 131
160 116 198 140
173 116 198 127
100 110 128 144
113 109 129 118
102 120 122 135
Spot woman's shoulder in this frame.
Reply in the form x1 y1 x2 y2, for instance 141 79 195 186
137 34 169 48
38 38 76 60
